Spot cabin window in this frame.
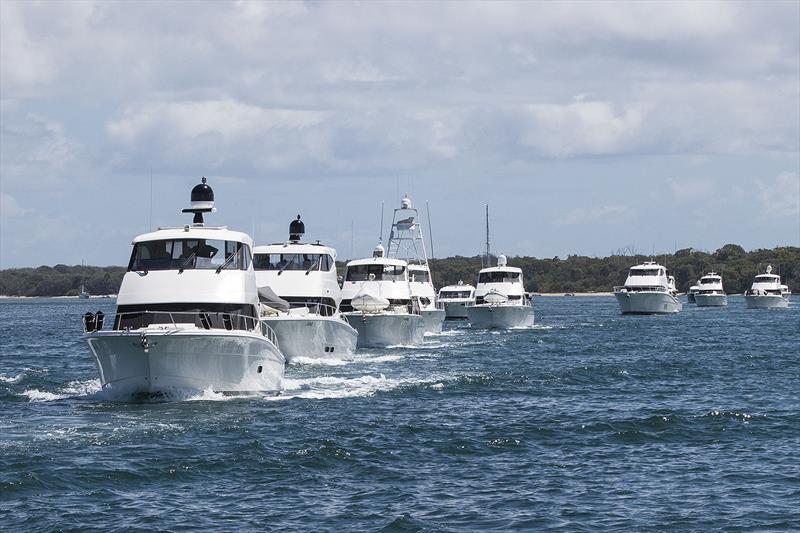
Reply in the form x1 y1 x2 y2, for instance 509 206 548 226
113 303 257 330
128 239 249 272
629 269 660 276
478 271 520 283
410 271 430 283
253 253 329 272
440 290 472 299
345 264 406 281
320 254 334 271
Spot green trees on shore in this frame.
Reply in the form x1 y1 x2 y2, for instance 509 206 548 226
0 245 797 296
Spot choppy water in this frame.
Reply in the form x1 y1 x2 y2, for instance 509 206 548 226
1 296 799 531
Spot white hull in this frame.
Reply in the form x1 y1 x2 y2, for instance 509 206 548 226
260 315 358 362
467 304 534 329
615 292 682 314
745 295 790 309
421 309 446 334
85 329 284 394
442 301 470 319
694 294 727 307
343 312 425 348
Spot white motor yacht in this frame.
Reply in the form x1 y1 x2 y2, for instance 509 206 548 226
614 261 683 314
340 244 425 347
253 216 358 362
385 195 446 333
437 281 476 319
82 178 284 395
468 254 534 329
687 284 699 304
744 265 790 309
694 272 727 307
78 283 90 299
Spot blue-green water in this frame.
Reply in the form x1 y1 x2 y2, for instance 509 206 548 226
1 296 798 531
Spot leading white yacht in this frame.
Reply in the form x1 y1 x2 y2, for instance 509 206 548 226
82 178 284 395
385 195 446 334
694 272 727 307
253 216 358 362
340 244 425 347
614 261 683 314
468 254 534 329
437 281 476 319
744 265 791 309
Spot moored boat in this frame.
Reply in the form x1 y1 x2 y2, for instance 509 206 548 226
614 261 682 314
694 272 727 307
744 265 790 309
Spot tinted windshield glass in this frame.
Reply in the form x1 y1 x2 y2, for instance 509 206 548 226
253 253 333 272
754 276 777 283
410 271 430 283
441 290 472 298
128 239 249 271
700 278 719 284
345 264 406 281
630 269 660 276
478 271 520 283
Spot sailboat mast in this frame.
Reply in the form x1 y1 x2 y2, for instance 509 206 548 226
485 204 491 264
426 201 435 261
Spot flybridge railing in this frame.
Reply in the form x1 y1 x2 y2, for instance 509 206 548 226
82 310 279 348
613 286 670 293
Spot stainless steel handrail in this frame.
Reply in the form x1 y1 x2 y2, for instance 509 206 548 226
262 300 341 317
82 310 279 348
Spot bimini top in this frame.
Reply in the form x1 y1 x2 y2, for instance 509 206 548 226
346 255 407 268
477 254 523 276
133 226 253 247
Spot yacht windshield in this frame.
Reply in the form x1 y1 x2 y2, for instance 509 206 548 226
754 276 777 283
128 239 250 272
410 271 430 283
346 264 406 281
630 269 660 276
253 253 334 272
441 290 472 299
478 271 520 283
700 278 719 284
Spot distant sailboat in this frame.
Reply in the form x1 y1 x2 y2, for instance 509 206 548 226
78 283 90 299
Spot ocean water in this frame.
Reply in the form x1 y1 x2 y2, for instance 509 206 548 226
1 296 798 531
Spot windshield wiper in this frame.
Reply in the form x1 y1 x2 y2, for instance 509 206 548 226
277 261 292 276
305 258 320 275
178 252 196 274
216 253 236 274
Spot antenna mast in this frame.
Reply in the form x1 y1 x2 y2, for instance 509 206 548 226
379 202 384 243
485 204 491 265
426 201 435 261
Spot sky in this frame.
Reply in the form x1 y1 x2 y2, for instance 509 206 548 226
1 0 799 268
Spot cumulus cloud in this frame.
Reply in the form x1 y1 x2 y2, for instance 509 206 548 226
757 172 800 218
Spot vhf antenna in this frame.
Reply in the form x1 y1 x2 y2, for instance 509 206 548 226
379 201 384 243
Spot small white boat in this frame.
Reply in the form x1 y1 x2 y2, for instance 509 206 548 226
614 261 682 314
78 284 90 299
82 178 284 395
385 195 445 333
693 272 727 307
437 281 475 319
468 254 534 329
340 244 425 347
744 265 790 309
253 216 358 362
687 285 699 304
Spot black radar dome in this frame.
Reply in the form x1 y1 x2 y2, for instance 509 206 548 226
289 215 305 242
191 176 214 203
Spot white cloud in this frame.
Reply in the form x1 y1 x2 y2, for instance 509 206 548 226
757 172 800 218
555 205 628 226
0 194 30 217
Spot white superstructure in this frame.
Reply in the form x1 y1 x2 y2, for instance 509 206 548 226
385 195 446 333
340 244 425 347
253 216 357 362
468 255 534 329
614 261 683 314
744 265 790 309
82 178 284 395
693 272 727 307
437 281 476 319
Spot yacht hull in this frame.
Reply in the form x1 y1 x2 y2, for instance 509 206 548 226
84 329 284 395
467 304 534 329
343 312 425 348
694 294 728 307
744 295 789 309
260 316 358 362
442 301 470 319
421 309 446 334
615 292 682 314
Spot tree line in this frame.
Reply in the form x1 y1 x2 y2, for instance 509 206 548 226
0 244 797 297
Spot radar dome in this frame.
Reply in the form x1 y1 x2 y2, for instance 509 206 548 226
401 196 412 209
497 254 507 267
373 243 385 258
289 215 305 243
181 177 216 224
